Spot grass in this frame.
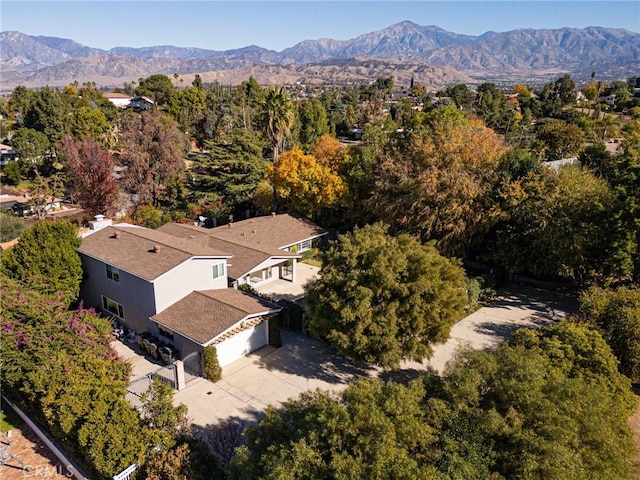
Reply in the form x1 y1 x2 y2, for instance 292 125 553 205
302 258 322 267
0 399 22 432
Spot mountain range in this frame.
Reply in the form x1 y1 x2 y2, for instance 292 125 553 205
1 21 639 90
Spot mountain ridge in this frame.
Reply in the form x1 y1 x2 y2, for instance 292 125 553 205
1 22 638 90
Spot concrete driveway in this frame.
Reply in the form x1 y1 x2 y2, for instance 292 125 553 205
173 286 578 428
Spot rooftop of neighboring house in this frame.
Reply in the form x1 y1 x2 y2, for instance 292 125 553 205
78 224 231 281
103 92 132 99
151 288 281 345
0 143 17 154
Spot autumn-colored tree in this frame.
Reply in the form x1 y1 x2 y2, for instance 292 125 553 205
368 107 507 255
265 147 346 217
61 135 118 216
119 110 188 207
308 133 346 172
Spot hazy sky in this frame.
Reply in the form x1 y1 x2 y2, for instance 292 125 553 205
2 1 639 52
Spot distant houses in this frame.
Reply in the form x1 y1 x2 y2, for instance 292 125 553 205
103 93 154 111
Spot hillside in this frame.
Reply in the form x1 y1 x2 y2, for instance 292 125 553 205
1 22 638 90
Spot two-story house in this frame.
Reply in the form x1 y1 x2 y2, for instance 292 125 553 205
78 214 327 367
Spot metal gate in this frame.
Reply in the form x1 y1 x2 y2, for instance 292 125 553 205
182 351 202 384
125 364 177 409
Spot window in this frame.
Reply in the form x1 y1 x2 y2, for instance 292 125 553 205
159 325 174 340
300 239 312 251
102 296 124 319
212 263 224 279
106 264 120 283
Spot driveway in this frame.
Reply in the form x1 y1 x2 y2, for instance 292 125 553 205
172 286 578 428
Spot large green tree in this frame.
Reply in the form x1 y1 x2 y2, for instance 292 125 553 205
577 286 640 382
136 74 176 106
230 322 637 480
198 129 268 213
304 223 468 369
231 379 437 480
1 220 82 300
485 165 617 281
536 120 586 160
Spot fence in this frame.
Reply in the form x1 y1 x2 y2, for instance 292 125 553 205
113 463 138 480
125 364 177 409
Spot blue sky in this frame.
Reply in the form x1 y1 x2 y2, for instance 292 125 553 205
2 1 639 52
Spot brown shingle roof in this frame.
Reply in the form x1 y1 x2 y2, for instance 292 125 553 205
151 289 281 345
207 213 327 249
78 225 231 281
158 221 300 278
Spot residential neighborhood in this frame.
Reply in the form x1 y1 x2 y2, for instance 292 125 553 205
1 19 639 480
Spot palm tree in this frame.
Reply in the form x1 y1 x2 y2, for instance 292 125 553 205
263 86 294 163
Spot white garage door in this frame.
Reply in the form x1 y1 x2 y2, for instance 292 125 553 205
214 321 269 367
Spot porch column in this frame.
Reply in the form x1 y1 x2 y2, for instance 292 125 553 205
291 258 297 283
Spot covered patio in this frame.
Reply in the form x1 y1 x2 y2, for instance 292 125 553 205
253 262 320 301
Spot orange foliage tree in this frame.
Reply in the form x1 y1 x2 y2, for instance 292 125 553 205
265 147 346 217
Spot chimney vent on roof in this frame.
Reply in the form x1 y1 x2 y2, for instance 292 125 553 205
153 244 161 253
113 231 121 239
271 212 276 217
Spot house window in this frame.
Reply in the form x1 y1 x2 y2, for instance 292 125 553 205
102 296 124 319
300 239 312 251
159 325 174 340
212 263 224 279
106 264 120 283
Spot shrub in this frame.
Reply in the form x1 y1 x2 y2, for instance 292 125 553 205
203 345 222 382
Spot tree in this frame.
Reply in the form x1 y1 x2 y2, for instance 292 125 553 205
60 136 119 216
0 211 26 242
485 165 618 281
261 86 295 162
304 223 468 369
297 98 329 147
70 106 110 141
1 161 22 185
1 220 82 300
199 129 268 213
440 322 637 480
308 133 345 172
0 276 152 479
119 110 188 207
22 87 72 146
230 321 636 480
265 147 346 218
368 107 507 256
136 74 176 106
141 379 189 449
10 127 50 177
536 120 586 160
231 379 436 480
577 286 640 382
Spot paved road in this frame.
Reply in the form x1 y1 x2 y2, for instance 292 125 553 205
170 286 578 428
